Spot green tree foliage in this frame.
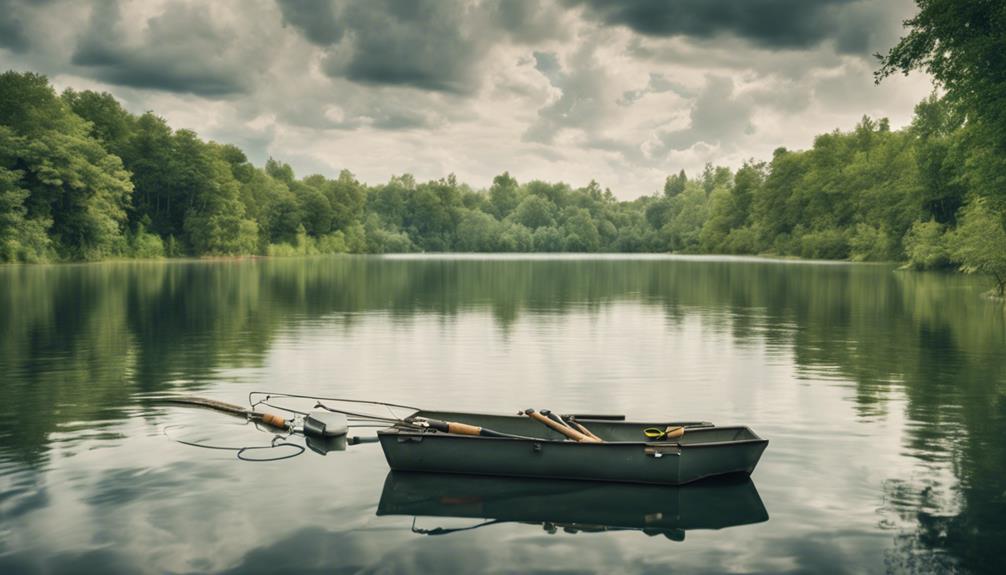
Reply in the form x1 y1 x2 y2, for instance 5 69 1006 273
878 0 1006 158
174 133 257 255
488 172 521 219
512 194 556 230
456 210 501 251
0 72 132 261
661 184 708 252
947 198 1006 296
701 161 763 252
325 170 366 232
877 0 1006 294
562 207 600 252
0 163 51 262
910 94 967 224
3 66 1006 284
663 169 687 197
903 219 951 270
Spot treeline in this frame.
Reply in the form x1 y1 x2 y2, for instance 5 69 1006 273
1 70 1004 291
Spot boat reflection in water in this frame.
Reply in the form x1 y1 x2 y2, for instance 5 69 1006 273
377 471 768 540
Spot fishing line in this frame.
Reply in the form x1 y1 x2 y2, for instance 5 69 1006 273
248 392 419 418
315 401 413 424
249 398 309 416
163 423 305 462
250 398 405 427
248 391 420 410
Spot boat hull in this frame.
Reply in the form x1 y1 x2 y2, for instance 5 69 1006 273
377 471 768 537
378 413 767 485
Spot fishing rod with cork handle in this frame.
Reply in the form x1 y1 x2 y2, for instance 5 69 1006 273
408 417 540 440
158 396 291 430
255 395 542 441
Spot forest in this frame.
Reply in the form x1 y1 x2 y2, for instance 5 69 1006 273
0 2 1004 293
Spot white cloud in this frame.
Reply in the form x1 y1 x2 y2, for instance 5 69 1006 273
0 0 932 198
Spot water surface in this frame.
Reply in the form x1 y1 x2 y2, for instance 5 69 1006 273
1 255 1004 574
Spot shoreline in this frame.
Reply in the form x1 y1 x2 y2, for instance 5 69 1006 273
1 251 908 267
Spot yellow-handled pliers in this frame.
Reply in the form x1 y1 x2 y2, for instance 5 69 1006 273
643 426 685 440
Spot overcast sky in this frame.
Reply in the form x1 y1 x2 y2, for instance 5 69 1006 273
0 0 933 198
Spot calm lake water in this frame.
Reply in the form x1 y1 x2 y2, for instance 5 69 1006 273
1 255 1004 574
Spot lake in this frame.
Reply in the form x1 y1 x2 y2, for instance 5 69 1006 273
1 255 1004 574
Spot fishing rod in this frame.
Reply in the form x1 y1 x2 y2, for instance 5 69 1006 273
155 395 401 460
248 391 420 418
159 394 616 462
157 396 292 430
251 391 543 440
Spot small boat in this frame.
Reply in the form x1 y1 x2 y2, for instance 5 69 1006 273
377 471 768 539
378 409 767 485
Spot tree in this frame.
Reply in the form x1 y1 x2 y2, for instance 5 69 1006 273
455 209 500 251
661 184 708 252
877 0 1006 153
663 169 687 197
561 207 600 252
526 180 569 208
512 195 556 230
175 132 257 254
488 172 521 219
0 72 132 260
911 94 967 224
499 222 533 252
265 158 295 185
532 226 564 252
947 197 1006 296
405 177 463 250
121 113 181 234
0 164 50 262
701 164 732 196
753 147 805 250
326 170 366 232
903 219 951 269
62 89 135 157
291 180 333 236
368 175 412 229
878 0 1006 213
700 161 764 252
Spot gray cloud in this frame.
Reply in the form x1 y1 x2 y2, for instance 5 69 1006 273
276 0 343 45
324 0 484 93
657 75 755 153
276 0 489 93
277 0 568 94
489 0 570 44
524 45 616 144
0 0 34 53
619 72 692 106
568 0 891 55
71 0 250 96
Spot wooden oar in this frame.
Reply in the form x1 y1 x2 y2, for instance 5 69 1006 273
563 416 603 442
524 409 601 442
539 409 573 430
542 409 604 442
